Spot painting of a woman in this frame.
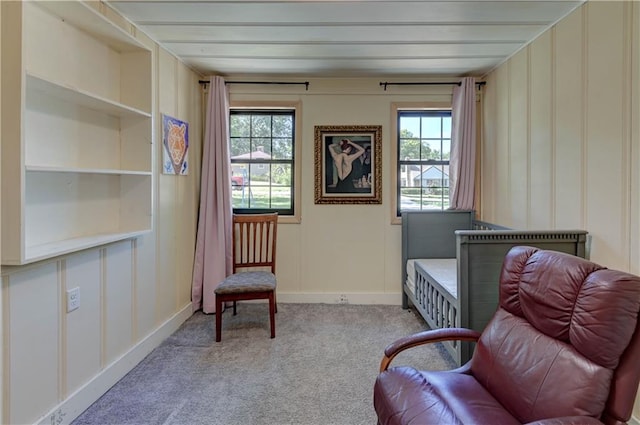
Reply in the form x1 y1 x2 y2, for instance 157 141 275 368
327 138 365 192
314 125 381 204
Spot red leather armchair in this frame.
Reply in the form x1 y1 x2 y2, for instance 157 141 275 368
374 246 640 425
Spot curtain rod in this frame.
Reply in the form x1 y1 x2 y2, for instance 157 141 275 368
379 81 486 91
199 80 310 91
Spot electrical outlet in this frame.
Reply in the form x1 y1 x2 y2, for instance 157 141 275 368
338 294 349 304
66 287 80 312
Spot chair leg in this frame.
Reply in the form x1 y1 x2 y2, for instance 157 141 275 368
274 292 277 314
233 301 237 315
268 292 276 338
216 296 223 342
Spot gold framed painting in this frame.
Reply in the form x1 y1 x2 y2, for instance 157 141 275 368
314 125 382 204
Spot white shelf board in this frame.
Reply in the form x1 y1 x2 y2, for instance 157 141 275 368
26 73 152 118
34 1 147 53
26 165 152 176
16 230 152 266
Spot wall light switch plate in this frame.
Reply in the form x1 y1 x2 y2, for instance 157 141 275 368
67 287 80 313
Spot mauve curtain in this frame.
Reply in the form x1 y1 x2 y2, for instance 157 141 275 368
449 77 477 210
191 76 233 314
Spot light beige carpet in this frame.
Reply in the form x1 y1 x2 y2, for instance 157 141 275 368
72 303 455 425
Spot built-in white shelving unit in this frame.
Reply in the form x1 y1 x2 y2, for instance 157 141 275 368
1 1 153 265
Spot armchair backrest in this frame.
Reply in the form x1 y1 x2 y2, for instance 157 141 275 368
470 246 640 424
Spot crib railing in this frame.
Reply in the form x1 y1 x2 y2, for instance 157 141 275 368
414 264 459 353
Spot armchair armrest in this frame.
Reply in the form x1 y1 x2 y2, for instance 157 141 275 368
525 417 604 425
380 327 481 372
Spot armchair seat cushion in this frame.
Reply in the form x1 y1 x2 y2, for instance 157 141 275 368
215 271 276 294
374 367 520 425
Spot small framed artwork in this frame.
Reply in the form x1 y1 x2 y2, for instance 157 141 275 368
162 114 189 175
314 125 382 204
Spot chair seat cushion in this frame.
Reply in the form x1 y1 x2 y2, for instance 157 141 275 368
374 367 520 425
214 271 276 294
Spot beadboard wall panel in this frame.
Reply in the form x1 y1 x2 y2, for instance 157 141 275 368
156 48 180 321
494 64 512 226
104 241 135 366
529 31 553 229
6 263 59 425
584 2 627 270
481 1 637 271
508 49 529 229
553 8 585 230
175 63 200 309
65 250 102 397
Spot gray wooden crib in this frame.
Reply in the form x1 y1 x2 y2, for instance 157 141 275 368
401 210 588 365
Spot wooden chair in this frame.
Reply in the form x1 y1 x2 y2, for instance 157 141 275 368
215 213 278 342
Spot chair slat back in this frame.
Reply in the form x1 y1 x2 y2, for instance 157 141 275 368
232 213 278 274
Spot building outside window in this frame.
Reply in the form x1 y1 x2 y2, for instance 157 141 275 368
229 109 295 215
397 110 451 216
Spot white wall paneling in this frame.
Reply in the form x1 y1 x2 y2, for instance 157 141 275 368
508 49 529 229
553 8 585 230
529 31 553 229
65 250 102 399
104 241 135 365
481 1 638 270
5 263 59 425
584 2 627 270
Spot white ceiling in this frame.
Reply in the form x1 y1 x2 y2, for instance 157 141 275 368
106 0 586 78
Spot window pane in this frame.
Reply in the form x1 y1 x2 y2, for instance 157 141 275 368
232 191 246 209
231 163 248 187
443 187 450 209
419 165 449 209
230 115 250 137
421 117 442 138
400 116 420 138
270 186 291 209
399 138 420 161
248 162 270 208
251 139 272 159
271 164 292 209
442 117 451 138
272 163 292 186
442 139 451 159
249 184 271 208
230 138 250 157
231 163 250 208
251 115 272 137
400 187 421 210
399 162 421 187
249 163 268 185
272 115 293 137
272 138 293 159
421 139 441 161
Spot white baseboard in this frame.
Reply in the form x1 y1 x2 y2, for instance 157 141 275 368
630 414 640 425
277 292 402 305
35 303 193 425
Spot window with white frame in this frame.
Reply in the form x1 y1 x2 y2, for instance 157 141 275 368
396 110 451 216
229 109 295 215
